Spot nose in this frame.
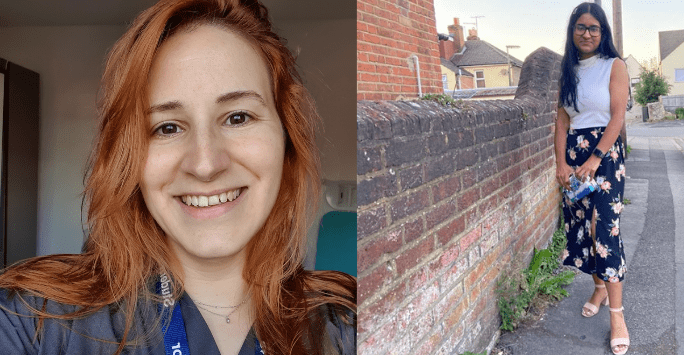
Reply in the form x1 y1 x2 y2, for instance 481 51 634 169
181 128 230 181
582 30 592 39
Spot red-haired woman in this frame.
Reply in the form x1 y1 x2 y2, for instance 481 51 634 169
0 1 356 354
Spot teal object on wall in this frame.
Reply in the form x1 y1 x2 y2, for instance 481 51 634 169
314 211 357 277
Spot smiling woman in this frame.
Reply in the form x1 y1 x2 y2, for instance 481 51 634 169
555 3 629 355
0 1 355 354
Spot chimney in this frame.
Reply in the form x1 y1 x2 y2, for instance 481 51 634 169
439 18 465 60
439 38 455 60
448 18 465 53
467 28 479 40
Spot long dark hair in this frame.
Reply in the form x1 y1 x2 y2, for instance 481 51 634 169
559 2 622 112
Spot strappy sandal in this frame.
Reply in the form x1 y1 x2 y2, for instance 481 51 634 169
581 284 609 317
609 306 630 354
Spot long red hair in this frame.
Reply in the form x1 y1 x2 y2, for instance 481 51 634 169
0 0 356 353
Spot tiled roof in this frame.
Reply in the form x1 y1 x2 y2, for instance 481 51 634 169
440 58 474 77
659 29 684 61
449 40 523 68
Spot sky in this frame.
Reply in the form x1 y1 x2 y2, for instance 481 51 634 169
433 0 684 67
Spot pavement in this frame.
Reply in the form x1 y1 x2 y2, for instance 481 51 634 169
493 106 684 355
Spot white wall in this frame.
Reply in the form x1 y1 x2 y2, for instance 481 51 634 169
278 18 357 182
0 26 126 256
0 18 355 257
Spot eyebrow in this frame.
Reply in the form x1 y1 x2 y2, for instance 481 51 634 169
147 90 266 114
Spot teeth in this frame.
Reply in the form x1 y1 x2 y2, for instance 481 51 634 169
182 188 241 208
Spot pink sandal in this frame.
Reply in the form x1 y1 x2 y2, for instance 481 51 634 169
609 306 630 355
581 284 609 317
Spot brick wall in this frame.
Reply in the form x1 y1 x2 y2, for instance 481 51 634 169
357 47 563 354
357 0 443 100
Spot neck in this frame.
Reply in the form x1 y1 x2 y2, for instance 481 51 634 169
175 249 249 307
580 52 597 60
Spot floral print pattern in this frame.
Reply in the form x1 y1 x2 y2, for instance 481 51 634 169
561 127 626 283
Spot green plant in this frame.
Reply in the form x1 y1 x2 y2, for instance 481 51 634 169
497 216 575 331
623 198 631 205
676 107 684 119
421 93 464 108
626 145 632 155
634 70 670 106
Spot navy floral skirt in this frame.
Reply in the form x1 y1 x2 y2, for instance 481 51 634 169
561 126 627 283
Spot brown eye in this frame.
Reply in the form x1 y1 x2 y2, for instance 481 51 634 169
154 123 182 136
225 112 252 126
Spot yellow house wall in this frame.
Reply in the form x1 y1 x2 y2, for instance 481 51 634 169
440 64 457 91
462 64 521 88
662 41 684 95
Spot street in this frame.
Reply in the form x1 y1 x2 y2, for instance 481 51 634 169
493 109 684 354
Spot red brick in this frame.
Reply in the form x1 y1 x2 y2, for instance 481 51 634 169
442 296 468 330
358 228 403 274
390 189 429 222
477 194 498 217
441 257 468 289
425 201 456 230
414 332 443 355
358 264 393 305
396 237 434 275
434 283 464 322
464 245 502 292
357 205 387 241
457 187 480 211
459 225 482 252
398 281 439 334
404 217 424 243
358 281 407 334
408 259 440 292
436 215 465 246
439 242 461 268
431 175 461 202
361 317 397 354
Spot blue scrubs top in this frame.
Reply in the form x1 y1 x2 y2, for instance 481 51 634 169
0 289 355 354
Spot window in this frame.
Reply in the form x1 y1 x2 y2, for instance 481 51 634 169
675 69 684 82
631 77 640 87
475 70 485 88
442 74 448 90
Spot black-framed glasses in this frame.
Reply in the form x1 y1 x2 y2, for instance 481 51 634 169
574 24 601 37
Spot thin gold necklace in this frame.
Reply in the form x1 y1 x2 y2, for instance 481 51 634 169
194 298 246 309
194 301 245 323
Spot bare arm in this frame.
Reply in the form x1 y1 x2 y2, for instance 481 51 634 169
575 58 629 179
555 106 574 190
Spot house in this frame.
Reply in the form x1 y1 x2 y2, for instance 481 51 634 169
659 29 684 95
440 57 474 91
623 54 644 89
438 18 523 89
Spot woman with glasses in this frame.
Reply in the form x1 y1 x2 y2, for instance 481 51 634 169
0 0 356 354
554 2 630 354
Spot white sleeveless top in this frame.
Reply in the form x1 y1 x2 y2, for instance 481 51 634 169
564 55 617 130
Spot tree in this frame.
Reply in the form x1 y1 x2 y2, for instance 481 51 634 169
634 69 670 106
638 56 659 72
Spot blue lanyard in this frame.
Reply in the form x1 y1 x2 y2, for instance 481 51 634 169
158 274 191 355
157 274 264 355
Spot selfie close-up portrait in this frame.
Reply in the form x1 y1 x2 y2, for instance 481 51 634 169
0 0 356 354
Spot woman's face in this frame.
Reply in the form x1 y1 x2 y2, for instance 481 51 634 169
142 25 285 263
573 13 601 59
